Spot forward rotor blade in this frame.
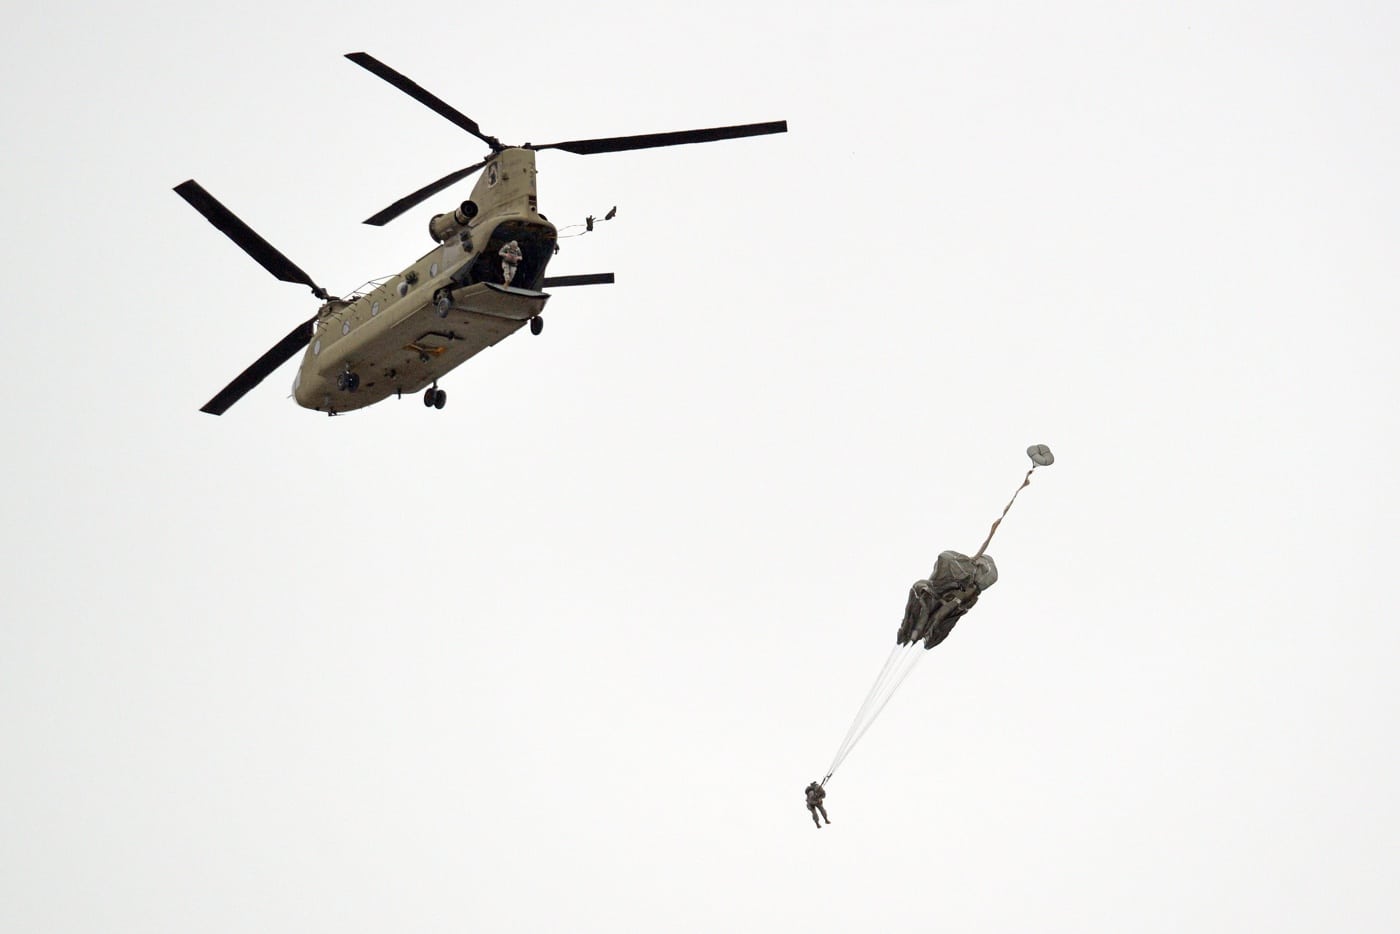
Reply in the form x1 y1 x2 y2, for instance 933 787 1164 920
345 52 502 150
531 120 787 156
174 180 328 299
362 159 490 226
542 273 615 288
200 316 316 415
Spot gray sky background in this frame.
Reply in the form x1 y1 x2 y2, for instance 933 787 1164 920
3 1 1398 931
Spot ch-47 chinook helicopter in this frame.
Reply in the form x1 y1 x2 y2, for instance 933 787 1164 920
176 52 787 416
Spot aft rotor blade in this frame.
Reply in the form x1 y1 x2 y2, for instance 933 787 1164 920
174 180 329 300
363 158 490 226
200 316 316 415
345 52 502 150
531 120 787 156
542 273 615 288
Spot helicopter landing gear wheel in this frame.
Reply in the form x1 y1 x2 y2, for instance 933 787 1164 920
434 289 452 318
337 371 360 392
529 315 543 336
433 388 447 409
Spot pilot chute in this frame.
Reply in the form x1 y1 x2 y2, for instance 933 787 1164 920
818 445 1054 788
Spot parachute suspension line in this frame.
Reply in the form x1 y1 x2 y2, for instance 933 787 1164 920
842 648 927 761
847 646 904 735
826 645 904 776
826 647 921 778
823 647 896 782
825 644 926 781
824 646 902 782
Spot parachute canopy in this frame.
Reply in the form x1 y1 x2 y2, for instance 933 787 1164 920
896 550 998 650
818 445 1054 788
931 549 999 592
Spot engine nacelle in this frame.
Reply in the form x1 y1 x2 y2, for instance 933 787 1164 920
428 201 479 243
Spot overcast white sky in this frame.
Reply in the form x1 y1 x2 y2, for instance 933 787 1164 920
4 1 1398 931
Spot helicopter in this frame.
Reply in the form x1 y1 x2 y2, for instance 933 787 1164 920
177 52 787 416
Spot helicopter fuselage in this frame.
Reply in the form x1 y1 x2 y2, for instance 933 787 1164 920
180 51 786 416
294 147 557 413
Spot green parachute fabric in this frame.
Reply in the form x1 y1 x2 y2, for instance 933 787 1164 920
821 445 1054 786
